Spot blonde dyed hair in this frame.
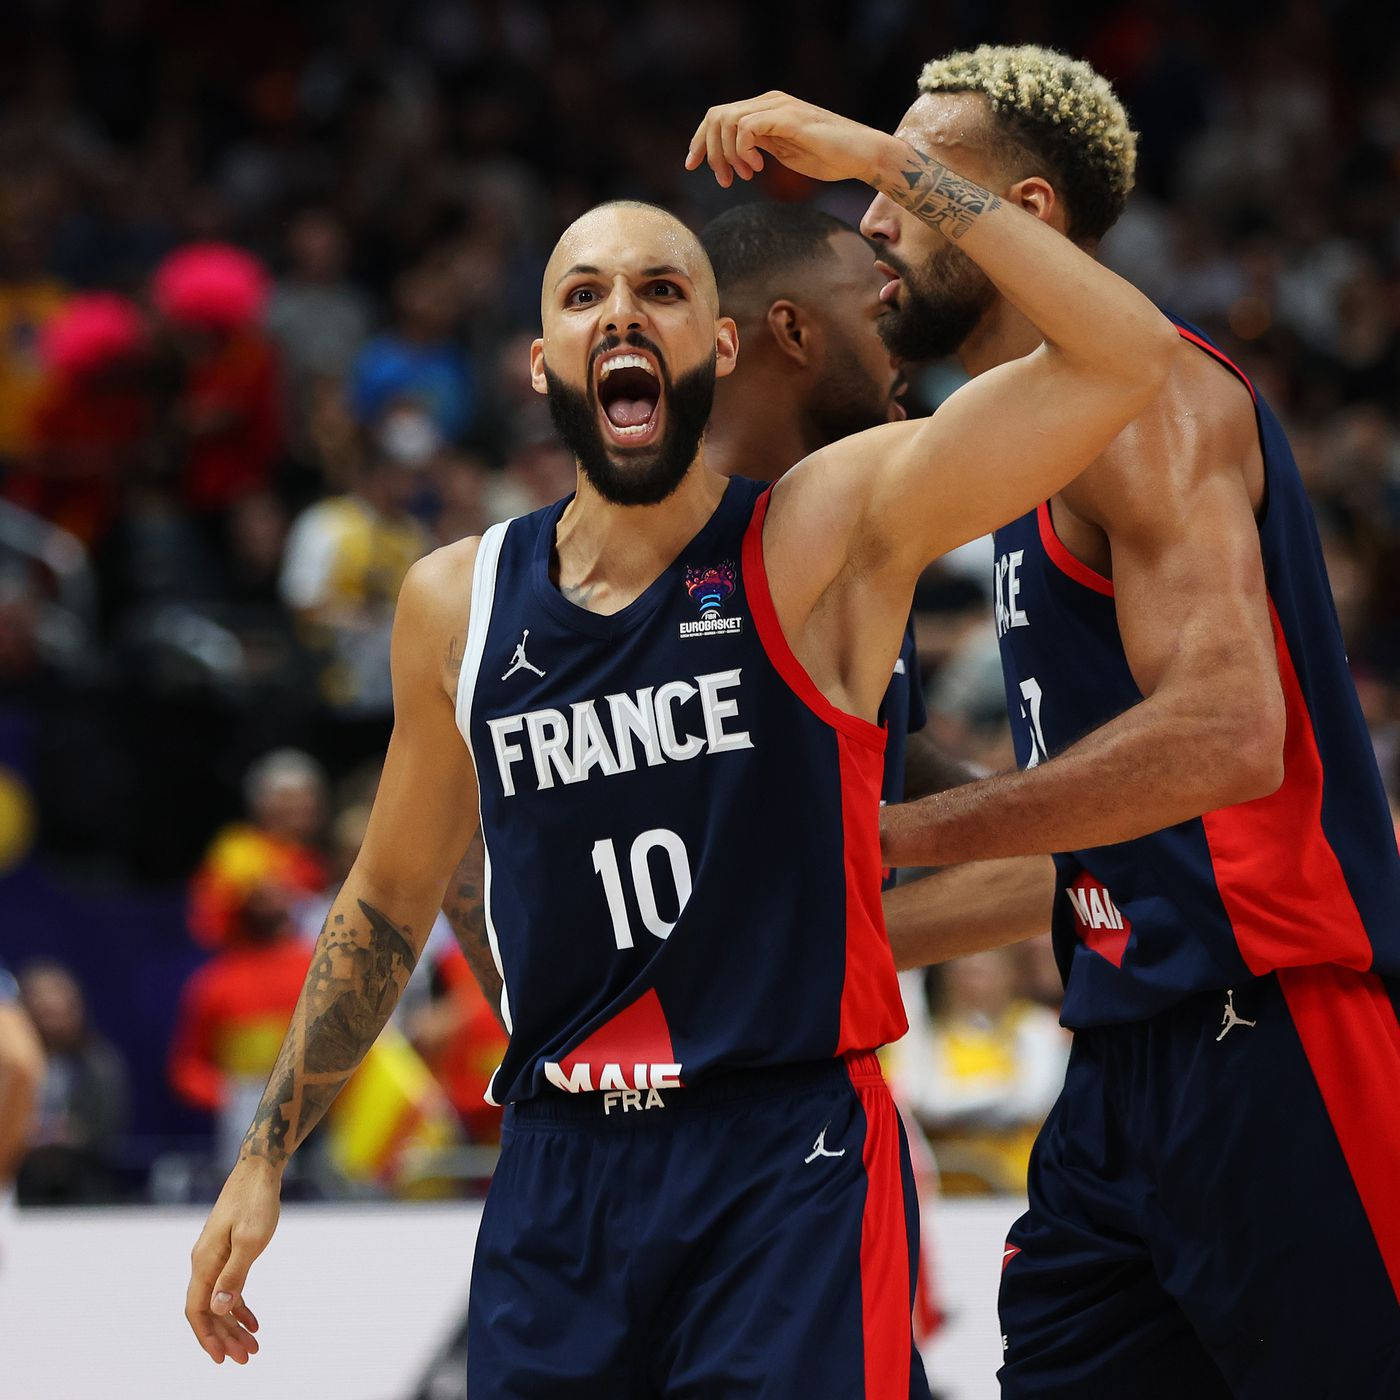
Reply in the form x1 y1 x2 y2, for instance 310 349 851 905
918 45 1137 241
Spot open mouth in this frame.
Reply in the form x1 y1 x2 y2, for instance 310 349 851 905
596 351 663 446
874 260 902 307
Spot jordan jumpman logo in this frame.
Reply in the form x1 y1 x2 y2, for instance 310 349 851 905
804 1123 847 1163
501 629 546 681
1215 988 1257 1041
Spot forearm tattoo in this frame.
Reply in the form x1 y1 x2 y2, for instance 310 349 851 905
877 147 1002 240
443 832 507 1030
240 899 417 1166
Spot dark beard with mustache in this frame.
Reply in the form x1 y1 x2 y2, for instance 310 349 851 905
804 324 891 446
544 340 717 507
876 244 998 362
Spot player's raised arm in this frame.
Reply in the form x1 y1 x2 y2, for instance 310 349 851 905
183 543 481 1366
687 93 1176 567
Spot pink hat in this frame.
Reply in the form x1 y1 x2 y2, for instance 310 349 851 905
39 293 147 378
152 243 270 331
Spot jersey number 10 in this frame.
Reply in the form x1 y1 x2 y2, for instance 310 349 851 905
591 829 694 949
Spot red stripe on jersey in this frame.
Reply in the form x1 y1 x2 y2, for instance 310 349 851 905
836 728 907 1054
1037 501 1114 596
847 1055 913 1400
1174 325 1258 403
1202 600 1373 974
741 487 885 750
556 987 680 1089
1279 965 1400 1304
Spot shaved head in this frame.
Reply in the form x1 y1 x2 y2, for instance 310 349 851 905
542 201 719 320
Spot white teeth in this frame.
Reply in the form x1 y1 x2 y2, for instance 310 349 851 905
610 422 653 436
599 353 658 379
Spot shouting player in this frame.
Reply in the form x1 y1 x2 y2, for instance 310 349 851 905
184 93 1175 1396
870 45 1400 1398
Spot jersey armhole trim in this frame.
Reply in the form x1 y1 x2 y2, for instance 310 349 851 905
741 487 886 751
1174 325 1258 404
1037 501 1115 597
453 518 514 1049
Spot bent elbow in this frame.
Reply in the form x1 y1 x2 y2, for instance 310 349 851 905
1221 707 1286 805
1126 316 1178 406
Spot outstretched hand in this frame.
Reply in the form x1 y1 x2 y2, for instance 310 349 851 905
685 91 893 188
185 1157 281 1364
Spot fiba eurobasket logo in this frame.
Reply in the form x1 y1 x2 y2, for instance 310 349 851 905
680 561 741 638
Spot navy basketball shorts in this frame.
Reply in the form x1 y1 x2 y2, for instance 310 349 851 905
467 1051 932 1399
998 965 1400 1398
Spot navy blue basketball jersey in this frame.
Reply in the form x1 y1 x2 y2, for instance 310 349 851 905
992 320 1400 1027
456 476 907 1103
881 619 927 809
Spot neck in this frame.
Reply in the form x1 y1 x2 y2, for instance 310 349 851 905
554 458 728 607
957 296 1045 377
706 371 815 481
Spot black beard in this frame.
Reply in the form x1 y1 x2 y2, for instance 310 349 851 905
876 244 997 362
804 326 890 445
544 342 717 507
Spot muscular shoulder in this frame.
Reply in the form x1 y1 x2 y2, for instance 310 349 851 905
395 537 481 702
1066 336 1263 538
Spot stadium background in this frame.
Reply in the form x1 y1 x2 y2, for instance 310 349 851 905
0 1 1397 1396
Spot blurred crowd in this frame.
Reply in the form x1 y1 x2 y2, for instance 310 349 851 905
0 0 1398 1203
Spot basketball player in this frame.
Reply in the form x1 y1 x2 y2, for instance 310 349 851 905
184 95 1175 1396
440 204 1013 1027
699 201 974 812
865 45 1400 1397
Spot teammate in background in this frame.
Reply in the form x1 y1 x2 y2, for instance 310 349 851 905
700 201 984 811
868 45 1400 1397
183 91 1175 1396
0 963 44 1196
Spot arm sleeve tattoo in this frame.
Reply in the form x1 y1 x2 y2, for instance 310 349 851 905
442 832 507 1030
874 147 1003 241
240 898 418 1167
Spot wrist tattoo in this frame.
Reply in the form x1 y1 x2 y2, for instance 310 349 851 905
879 147 1002 241
241 899 417 1166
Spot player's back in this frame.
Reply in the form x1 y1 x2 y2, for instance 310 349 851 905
992 319 1400 1027
457 475 906 1102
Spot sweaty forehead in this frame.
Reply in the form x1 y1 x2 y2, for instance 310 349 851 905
897 91 999 155
542 206 718 316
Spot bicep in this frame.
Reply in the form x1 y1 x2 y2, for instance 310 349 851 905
1108 469 1278 706
354 563 481 909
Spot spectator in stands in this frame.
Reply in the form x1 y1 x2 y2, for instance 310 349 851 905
152 243 282 520
169 878 313 1169
14 961 130 1203
188 748 328 949
894 949 1069 1194
0 963 43 1201
279 407 430 727
0 194 68 466
265 209 371 455
350 260 475 445
9 292 155 547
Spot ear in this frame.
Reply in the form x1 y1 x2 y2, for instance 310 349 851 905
1007 176 1064 234
764 300 816 369
713 315 740 381
529 338 548 395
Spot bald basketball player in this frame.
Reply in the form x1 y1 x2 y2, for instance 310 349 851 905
440 203 988 1023
184 94 1174 1397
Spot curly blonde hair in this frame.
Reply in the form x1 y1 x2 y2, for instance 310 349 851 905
917 45 1137 242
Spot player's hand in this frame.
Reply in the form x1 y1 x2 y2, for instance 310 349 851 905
185 1156 281 1364
685 91 895 188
